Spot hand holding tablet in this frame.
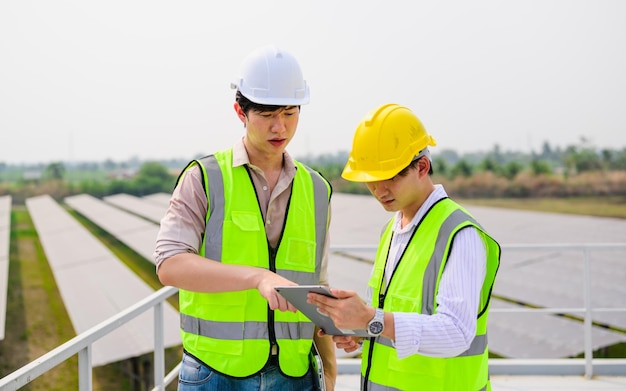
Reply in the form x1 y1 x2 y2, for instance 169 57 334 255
274 285 370 336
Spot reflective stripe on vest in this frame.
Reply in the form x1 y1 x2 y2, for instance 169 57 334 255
375 333 487 358
365 382 489 391
199 153 224 262
177 150 331 377
362 198 500 391
421 208 482 316
180 314 316 340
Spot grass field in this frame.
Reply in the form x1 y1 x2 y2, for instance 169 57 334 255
461 196 626 220
1 196 624 389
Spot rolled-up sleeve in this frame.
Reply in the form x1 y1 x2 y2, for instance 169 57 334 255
154 165 208 270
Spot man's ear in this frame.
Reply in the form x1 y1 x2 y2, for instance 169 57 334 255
234 102 247 124
418 157 431 177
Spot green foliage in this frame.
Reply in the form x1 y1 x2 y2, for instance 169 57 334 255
130 161 176 196
43 162 65 180
563 138 605 173
501 161 523 180
94 161 177 197
308 162 345 182
530 159 553 176
479 157 498 173
606 150 626 170
70 180 109 198
137 161 175 181
450 159 473 178
432 158 448 176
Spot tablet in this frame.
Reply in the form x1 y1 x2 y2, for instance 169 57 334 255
274 285 370 337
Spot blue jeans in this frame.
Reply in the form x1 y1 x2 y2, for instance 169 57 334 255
178 351 315 391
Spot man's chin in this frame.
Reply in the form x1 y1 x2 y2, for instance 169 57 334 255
379 201 396 211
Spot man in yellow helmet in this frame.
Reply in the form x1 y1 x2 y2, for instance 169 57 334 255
308 104 500 390
155 45 336 390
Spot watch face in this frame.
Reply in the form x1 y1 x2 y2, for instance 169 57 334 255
369 321 384 335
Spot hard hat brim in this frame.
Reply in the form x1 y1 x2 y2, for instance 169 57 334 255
238 92 310 106
341 167 397 183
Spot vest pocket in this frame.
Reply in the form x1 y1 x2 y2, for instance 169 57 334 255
282 238 316 272
223 212 262 266
384 293 420 313
230 211 259 231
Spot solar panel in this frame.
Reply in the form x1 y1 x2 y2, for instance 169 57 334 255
104 193 168 223
26 195 180 366
65 194 159 262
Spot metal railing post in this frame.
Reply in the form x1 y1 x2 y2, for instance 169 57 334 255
153 301 165 391
77 344 92 391
583 246 593 379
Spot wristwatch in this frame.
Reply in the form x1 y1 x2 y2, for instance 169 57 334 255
367 308 385 337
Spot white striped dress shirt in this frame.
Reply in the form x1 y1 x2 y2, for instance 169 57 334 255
368 185 487 359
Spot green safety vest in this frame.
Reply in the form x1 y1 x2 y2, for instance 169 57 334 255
362 198 500 391
177 149 331 378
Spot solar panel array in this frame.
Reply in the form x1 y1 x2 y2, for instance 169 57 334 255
462 208 626 336
488 300 626 358
25 194 180 366
104 193 168 224
0 195 11 340
65 193 160 262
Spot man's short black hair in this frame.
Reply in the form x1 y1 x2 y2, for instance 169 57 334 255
395 156 434 177
235 91 299 115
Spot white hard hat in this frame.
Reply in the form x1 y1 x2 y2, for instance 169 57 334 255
231 45 310 106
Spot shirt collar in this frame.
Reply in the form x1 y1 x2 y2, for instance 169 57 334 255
232 137 297 177
232 138 249 168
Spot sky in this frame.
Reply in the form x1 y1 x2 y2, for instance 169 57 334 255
1 0 625 165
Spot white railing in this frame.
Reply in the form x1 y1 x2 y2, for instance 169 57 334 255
0 286 179 391
1 244 625 391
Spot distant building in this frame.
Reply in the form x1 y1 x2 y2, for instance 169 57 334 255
107 169 138 180
22 170 43 181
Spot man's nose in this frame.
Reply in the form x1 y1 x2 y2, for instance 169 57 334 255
270 114 287 133
371 181 389 194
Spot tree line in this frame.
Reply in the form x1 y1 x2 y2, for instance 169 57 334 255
1 140 626 204
0 161 179 205
302 139 626 198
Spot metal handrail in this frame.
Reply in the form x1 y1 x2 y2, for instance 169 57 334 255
0 286 178 391
1 243 625 390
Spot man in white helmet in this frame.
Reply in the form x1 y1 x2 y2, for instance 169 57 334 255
155 45 336 390
308 104 500 390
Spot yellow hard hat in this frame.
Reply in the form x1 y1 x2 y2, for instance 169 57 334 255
342 103 437 182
